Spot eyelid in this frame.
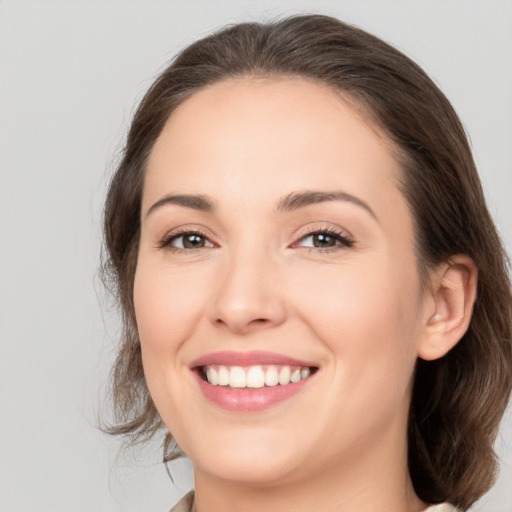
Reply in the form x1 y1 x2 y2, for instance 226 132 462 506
290 225 355 251
156 223 354 252
157 226 218 251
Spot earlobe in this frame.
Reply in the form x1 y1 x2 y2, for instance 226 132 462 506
417 255 478 361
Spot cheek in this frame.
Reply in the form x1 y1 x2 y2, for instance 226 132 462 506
289 255 423 377
133 261 213 431
133 262 208 355
289 257 423 439
132 261 204 419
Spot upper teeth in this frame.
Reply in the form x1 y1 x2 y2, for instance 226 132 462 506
204 365 312 388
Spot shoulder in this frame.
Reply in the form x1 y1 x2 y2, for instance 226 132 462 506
424 504 458 512
169 490 195 512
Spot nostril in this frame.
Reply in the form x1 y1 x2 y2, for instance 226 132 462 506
214 316 273 330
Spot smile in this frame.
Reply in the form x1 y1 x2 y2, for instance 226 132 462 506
191 352 319 411
202 364 313 388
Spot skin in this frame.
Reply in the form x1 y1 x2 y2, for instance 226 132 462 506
134 77 476 512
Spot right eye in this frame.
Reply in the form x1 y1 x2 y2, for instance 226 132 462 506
160 231 215 251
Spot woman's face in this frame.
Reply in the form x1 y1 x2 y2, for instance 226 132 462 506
135 78 429 487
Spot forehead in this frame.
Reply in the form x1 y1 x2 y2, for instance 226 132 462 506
144 77 409 228
152 76 391 162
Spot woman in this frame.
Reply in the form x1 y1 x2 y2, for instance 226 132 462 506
102 15 512 512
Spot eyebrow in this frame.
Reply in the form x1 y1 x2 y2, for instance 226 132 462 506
145 194 216 218
277 190 377 220
145 189 376 220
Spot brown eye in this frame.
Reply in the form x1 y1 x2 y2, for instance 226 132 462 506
164 232 215 250
297 230 354 250
311 233 337 247
181 234 207 248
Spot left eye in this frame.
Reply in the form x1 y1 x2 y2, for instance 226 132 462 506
296 231 353 249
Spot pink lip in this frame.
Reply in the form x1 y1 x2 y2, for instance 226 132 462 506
190 350 316 368
190 351 318 412
194 372 312 412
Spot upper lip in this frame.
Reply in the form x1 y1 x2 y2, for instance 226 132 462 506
190 350 317 368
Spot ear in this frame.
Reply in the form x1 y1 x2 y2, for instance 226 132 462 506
418 255 478 361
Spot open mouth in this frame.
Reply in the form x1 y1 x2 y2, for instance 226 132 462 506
191 352 320 411
198 364 318 389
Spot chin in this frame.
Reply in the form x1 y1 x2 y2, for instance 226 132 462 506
196 453 301 487
183 431 310 487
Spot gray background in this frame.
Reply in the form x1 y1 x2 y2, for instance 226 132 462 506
1 1 511 511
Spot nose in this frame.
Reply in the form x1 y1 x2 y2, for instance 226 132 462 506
209 249 287 335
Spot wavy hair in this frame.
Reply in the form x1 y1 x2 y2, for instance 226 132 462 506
102 15 512 510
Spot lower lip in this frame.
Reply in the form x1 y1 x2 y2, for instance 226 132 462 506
194 371 313 412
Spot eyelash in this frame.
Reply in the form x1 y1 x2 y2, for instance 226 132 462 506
158 227 354 253
293 227 354 252
158 229 213 252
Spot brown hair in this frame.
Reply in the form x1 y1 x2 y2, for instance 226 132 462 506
102 14 512 510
